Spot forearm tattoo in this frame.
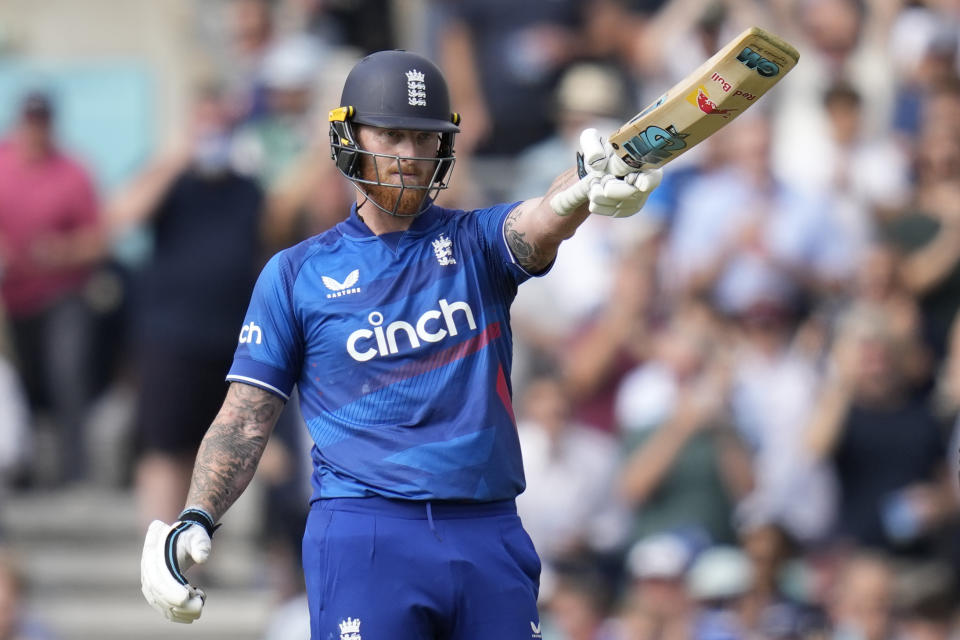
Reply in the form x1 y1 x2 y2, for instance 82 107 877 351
186 383 284 520
504 208 553 273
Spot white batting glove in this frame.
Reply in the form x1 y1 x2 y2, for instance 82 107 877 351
587 169 663 218
141 508 218 624
550 128 662 218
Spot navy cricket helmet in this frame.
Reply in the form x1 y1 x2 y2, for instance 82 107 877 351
329 50 461 216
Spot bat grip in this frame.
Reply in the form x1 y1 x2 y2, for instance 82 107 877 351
549 175 592 216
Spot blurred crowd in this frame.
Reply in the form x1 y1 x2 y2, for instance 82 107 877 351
2 0 960 639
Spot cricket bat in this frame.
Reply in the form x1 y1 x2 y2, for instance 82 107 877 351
551 26 799 215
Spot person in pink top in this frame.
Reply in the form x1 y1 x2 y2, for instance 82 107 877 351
0 91 106 485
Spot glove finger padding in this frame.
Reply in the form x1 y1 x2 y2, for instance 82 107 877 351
625 167 663 191
590 168 662 218
604 147 634 178
141 519 212 624
579 128 608 173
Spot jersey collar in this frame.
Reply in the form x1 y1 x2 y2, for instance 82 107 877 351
341 202 443 238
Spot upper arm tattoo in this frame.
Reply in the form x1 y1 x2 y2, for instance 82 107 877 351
186 382 285 518
504 207 554 273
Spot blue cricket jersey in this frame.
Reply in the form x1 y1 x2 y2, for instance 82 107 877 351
227 202 544 502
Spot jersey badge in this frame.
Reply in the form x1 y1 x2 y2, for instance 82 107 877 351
432 233 456 266
339 616 362 640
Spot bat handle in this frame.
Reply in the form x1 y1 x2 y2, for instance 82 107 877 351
549 175 592 216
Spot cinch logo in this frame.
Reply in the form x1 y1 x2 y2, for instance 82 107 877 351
737 47 780 77
238 322 262 345
346 298 476 362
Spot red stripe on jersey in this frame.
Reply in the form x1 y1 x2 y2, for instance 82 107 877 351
365 321 502 392
495 364 516 426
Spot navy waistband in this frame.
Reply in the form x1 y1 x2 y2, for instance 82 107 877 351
311 496 517 519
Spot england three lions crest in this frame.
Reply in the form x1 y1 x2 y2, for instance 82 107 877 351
406 69 426 106
432 233 456 266
339 617 362 640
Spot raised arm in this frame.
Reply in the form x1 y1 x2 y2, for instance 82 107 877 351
504 129 662 271
107 146 190 237
503 169 591 272
184 382 285 521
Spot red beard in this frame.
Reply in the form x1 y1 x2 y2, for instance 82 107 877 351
358 155 435 216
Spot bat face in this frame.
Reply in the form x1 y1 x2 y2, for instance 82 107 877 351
609 27 799 170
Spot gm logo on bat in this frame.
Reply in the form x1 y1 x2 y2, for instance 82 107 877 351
737 47 780 77
620 124 689 168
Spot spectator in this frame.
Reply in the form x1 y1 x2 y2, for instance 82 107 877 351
109 85 264 526
801 81 910 249
886 122 960 363
737 522 827 638
232 38 356 250
806 305 954 556
515 374 628 571
509 61 632 202
619 533 694 640
687 546 753 640
848 241 930 391
825 552 899 640
593 0 734 111
942 313 960 482
918 78 960 144
539 564 619 640
0 90 106 485
615 303 753 546
295 0 396 53
660 113 853 317
889 10 960 142
195 0 276 124
233 35 323 191
434 0 587 202
895 563 956 640
729 298 837 545
769 0 902 188
560 242 659 433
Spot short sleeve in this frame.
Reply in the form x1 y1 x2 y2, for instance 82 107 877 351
226 251 304 400
472 201 553 285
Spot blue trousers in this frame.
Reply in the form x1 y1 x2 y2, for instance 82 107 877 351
303 497 541 640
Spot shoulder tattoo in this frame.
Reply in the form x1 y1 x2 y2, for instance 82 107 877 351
504 207 552 273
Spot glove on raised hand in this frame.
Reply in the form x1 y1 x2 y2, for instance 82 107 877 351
140 508 218 624
550 128 662 218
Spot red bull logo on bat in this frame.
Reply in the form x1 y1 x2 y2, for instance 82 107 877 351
686 86 737 119
711 72 732 92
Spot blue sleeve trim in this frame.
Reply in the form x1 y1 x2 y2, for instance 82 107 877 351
226 357 295 400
